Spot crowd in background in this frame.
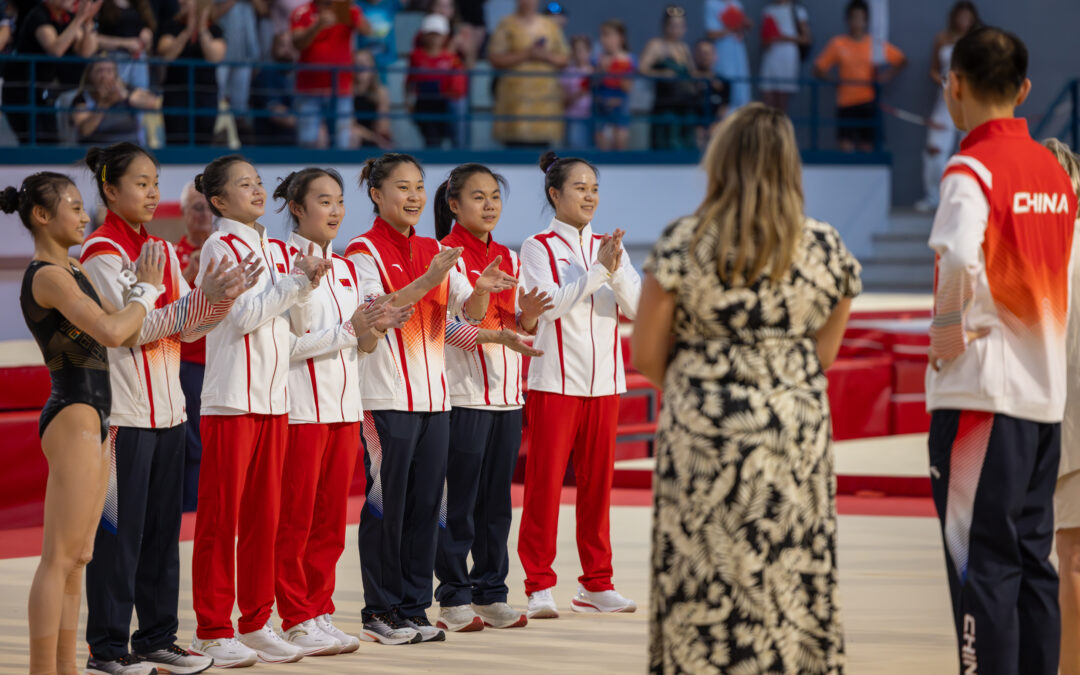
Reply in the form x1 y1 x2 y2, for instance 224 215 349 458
0 0 974 157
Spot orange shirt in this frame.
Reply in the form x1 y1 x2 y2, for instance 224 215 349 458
815 34 904 108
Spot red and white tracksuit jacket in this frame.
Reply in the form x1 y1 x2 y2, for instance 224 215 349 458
197 218 314 415
927 118 1077 422
344 216 477 413
520 217 641 397
441 223 528 409
80 210 231 429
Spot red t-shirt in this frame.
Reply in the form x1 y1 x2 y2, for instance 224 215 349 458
407 47 467 100
291 2 367 94
175 235 206 365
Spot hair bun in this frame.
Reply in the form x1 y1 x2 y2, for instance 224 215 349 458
539 151 559 174
193 174 206 195
0 186 19 214
84 147 104 172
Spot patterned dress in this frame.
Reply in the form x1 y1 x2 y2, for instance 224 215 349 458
488 13 569 145
645 216 861 674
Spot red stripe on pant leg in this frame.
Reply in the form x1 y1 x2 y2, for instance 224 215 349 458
518 391 581 595
944 410 995 584
275 423 330 631
305 421 362 617
237 414 290 635
193 414 259 639
572 394 619 592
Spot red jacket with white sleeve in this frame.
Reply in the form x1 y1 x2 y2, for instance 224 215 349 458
80 210 232 429
520 217 641 398
927 118 1077 422
344 217 477 412
285 232 367 425
441 223 527 409
197 218 314 416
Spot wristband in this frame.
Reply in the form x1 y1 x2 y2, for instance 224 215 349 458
130 294 155 314
126 281 162 308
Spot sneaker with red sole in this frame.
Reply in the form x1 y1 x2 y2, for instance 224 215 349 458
437 605 485 632
570 585 637 613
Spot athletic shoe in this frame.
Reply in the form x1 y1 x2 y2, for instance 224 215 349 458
136 644 213 673
526 588 559 619
473 602 528 629
436 604 484 632
359 613 421 645
570 585 637 613
315 614 361 654
85 654 158 675
283 620 341 656
402 613 446 642
188 637 257 669
237 622 303 664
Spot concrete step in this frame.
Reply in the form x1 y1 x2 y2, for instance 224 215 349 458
861 259 935 292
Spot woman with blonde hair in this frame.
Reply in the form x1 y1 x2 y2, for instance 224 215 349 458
1046 137 1080 675
632 103 861 674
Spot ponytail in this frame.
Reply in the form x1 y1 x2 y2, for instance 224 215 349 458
433 180 454 240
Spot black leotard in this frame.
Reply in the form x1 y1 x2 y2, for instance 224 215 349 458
21 260 111 442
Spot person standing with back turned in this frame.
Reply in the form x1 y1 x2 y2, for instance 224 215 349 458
926 26 1077 675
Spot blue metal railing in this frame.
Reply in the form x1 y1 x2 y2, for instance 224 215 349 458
0 52 887 156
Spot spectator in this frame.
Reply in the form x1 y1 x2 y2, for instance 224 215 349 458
157 0 226 145
352 48 393 147
94 0 155 90
915 0 980 212
704 0 751 111
640 5 697 150
560 34 592 149
426 0 475 147
2 0 101 144
455 0 486 60
692 38 729 145
291 0 370 148
407 13 465 147
250 29 298 145
813 0 905 152
595 19 634 151
357 0 400 82
175 180 214 512
0 0 14 53
488 0 568 148
759 0 810 112
213 0 268 137
541 0 565 31
70 57 161 144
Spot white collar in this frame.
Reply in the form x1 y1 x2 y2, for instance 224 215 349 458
288 230 333 259
550 217 592 243
215 217 267 248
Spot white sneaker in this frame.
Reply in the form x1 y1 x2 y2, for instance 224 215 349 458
315 614 360 654
437 604 484 632
526 588 559 619
237 622 303 664
283 619 341 657
472 602 528 628
188 637 257 669
570 585 637 613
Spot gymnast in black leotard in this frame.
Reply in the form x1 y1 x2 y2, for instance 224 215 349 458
21 260 112 441
1 172 165 674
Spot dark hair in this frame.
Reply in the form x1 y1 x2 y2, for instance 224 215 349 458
600 19 629 51
194 154 250 217
570 34 592 50
662 4 686 29
358 153 424 215
948 1 980 34
951 26 1028 103
84 142 157 205
101 0 156 33
845 0 868 19
433 163 509 239
273 168 345 228
0 172 76 231
539 151 598 209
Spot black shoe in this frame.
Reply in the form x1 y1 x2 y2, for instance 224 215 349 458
135 644 213 674
359 612 422 645
85 653 158 675
400 612 446 642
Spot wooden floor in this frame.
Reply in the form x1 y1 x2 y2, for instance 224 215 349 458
0 504 957 674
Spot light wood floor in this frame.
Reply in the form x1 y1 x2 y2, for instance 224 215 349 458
0 506 957 674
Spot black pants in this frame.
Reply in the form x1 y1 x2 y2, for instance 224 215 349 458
434 407 522 606
86 424 186 659
928 410 1060 675
179 361 204 512
358 410 449 619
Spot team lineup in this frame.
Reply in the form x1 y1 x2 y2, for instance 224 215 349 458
4 145 640 673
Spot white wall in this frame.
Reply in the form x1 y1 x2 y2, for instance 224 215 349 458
0 163 889 340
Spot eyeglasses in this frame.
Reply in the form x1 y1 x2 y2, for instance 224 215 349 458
665 5 685 17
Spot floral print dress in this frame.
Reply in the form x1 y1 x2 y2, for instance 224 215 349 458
644 216 861 674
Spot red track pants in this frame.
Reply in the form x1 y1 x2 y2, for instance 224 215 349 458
517 391 619 595
192 414 287 639
275 421 361 631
